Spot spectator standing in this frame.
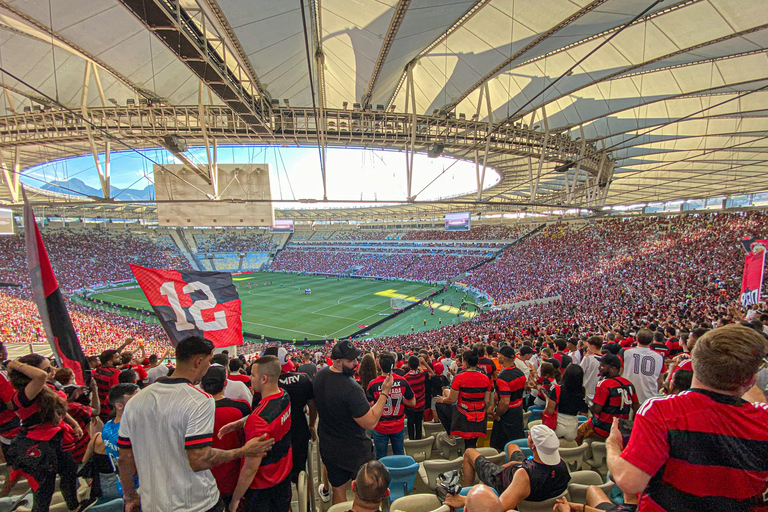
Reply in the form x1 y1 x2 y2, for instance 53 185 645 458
403 355 429 440
229 356 292 512
117 336 273 512
297 351 318 379
581 336 604 400
622 329 664 405
7 355 81 511
314 340 393 504
200 365 251 507
490 345 526 451
577 354 639 445
211 354 251 403
276 348 317 484
94 349 122 421
366 352 415 459
143 349 172 385
555 365 588 441
608 324 768 511
435 351 492 449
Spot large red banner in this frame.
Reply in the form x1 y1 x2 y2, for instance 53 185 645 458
740 239 767 306
130 264 243 347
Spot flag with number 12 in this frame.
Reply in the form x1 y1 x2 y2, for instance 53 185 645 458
129 264 243 347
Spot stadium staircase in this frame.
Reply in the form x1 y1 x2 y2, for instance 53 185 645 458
168 229 200 270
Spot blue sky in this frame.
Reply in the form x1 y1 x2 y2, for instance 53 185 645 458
22 146 500 207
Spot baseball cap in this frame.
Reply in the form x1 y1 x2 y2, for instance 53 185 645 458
596 353 622 370
331 339 361 360
530 425 561 466
499 345 515 359
277 347 294 373
433 362 444 375
201 364 227 393
519 346 535 356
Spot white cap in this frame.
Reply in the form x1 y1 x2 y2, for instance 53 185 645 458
530 425 561 466
277 347 294 372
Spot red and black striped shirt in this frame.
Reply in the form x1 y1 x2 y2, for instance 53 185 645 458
93 366 120 417
67 402 93 462
367 375 414 434
451 370 492 422
477 357 496 378
495 366 526 409
244 389 292 489
404 370 428 411
590 376 638 437
622 389 768 512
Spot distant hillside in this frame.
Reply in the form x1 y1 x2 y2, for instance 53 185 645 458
41 178 155 201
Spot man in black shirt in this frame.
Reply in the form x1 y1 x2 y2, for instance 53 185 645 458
314 340 393 504
447 425 569 511
277 351 317 484
296 352 317 380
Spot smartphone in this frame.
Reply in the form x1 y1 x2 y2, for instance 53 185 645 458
618 419 633 446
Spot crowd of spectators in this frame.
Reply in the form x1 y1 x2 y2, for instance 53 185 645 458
194 231 277 253
0 228 188 291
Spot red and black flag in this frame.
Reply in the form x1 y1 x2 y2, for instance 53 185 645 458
23 192 90 385
129 264 243 347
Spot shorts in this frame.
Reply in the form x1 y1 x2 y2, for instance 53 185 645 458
241 479 291 512
325 463 357 488
474 453 522 494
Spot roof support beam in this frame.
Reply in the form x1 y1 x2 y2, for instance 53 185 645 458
443 0 612 113
474 84 492 200
82 61 110 199
530 107 549 201
385 0 492 110
404 63 417 201
0 146 20 203
362 0 411 107
198 80 218 199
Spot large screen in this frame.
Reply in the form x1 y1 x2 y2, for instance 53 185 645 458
270 219 294 233
445 212 471 231
0 208 13 235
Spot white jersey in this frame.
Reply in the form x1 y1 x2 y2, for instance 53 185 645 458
119 377 219 512
580 354 602 400
622 346 664 404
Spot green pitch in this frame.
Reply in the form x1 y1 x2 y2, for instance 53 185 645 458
89 272 481 341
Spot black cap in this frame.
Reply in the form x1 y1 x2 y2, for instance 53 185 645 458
499 345 515 359
596 353 622 370
602 343 621 356
331 339 361 360
263 346 279 357
519 346 535 356
200 364 227 392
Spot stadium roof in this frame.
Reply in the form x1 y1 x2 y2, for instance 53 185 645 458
0 0 767 221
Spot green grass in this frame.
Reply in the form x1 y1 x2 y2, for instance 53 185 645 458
89 272 481 341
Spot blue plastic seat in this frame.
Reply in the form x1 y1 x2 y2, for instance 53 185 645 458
577 415 589 424
504 440 533 462
528 409 542 423
90 498 125 511
379 455 420 501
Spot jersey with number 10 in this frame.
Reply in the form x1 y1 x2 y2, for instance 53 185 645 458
622 347 664 405
366 375 414 434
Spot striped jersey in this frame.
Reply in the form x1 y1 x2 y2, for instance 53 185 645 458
366 375 414 434
495 366 526 409
211 398 251 495
590 376 638 437
622 389 768 512
93 366 120 417
451 370 492 422
404 370 428 411
118 377 219 512
244 389 292 489
477 357 496 378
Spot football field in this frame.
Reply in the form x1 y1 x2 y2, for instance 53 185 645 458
89 272 480 341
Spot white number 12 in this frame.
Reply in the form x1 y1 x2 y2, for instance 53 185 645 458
159 281 228 331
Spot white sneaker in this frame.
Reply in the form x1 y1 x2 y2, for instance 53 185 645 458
318 483 331 503
438 432 457 447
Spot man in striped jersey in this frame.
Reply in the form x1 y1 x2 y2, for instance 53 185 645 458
403 355 430 440
366 352 415 459
607 324 768 512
